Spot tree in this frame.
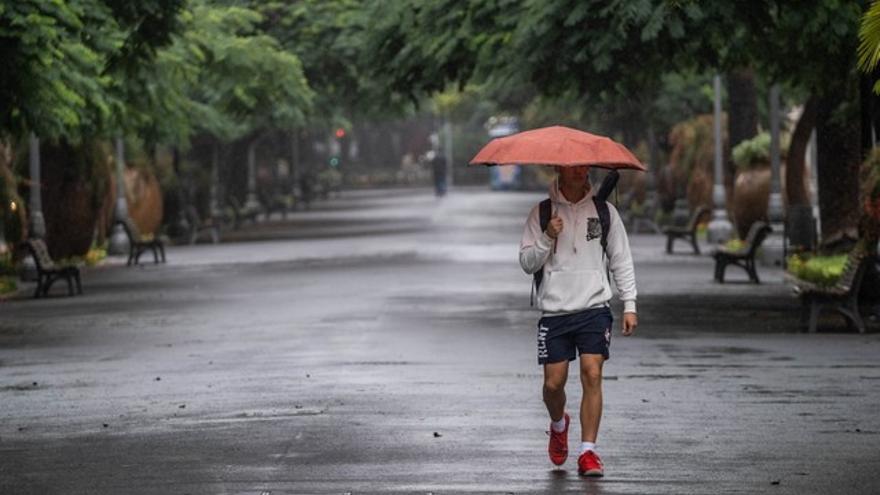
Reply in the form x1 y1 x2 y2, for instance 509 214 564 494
0 0 185 141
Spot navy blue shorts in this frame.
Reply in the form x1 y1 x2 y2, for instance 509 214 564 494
537 307 613 365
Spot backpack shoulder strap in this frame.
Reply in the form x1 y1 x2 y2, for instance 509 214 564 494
538 198 552 233
593 196 611 256
532 198 553 305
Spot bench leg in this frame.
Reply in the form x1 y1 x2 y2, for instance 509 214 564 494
33 275 44 298
715 259 727 283
800 299 810 332
840 297 866 334
160 244 166 263
808 299 821 333
666 235 674 254
42 275 57 297
747 259 760 284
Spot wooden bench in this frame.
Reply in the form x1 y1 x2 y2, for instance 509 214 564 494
712 221 772 283
184 205 220 245
115 217 166 266
662 206 710 254
228 196 261 229
23 238 82 298
786 247 872 333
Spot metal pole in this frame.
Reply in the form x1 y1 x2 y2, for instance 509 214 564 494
28 133 46 238
444 117 454 191
108 136 130 255
707 74 733 244
244 139 260 210
210 142 221 219
762 84 785 266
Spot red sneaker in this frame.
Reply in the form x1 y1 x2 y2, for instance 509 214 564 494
547 413 570 466
577 449 604 477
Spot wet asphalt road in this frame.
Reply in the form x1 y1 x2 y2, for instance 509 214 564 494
1 187 879 494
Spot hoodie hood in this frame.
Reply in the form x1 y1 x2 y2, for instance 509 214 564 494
548 178 593 206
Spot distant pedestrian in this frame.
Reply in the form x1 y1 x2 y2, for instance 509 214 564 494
519 165 638 476
428 150 447 197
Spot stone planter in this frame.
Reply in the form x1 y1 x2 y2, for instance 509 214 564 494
40 141 111 259
102 167 164 239
732 165 771 240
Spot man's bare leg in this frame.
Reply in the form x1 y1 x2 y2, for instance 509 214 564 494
579 354 604 442
543 361 569 421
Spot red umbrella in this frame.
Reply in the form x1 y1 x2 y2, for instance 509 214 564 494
469 125 645 171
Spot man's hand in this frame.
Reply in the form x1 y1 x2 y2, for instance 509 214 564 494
622 312 638 336
546 213 563 239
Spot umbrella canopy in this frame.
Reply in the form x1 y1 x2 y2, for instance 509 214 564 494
469 125 645 171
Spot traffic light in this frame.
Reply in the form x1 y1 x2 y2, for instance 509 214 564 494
329 157 340 167
334 128 346 139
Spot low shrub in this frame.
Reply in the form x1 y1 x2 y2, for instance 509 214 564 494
787 253 849 286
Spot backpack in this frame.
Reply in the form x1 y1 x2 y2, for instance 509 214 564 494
532 170 619 304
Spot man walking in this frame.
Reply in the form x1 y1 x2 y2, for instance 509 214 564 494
519 165 638 476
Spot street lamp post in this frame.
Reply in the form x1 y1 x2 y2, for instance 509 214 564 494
762 84 785 266
210 142 222 219
244 140 261 211
28 133 46 239
108 137 130 255
707 74 733 244
19 133 45 279
444 117 454 192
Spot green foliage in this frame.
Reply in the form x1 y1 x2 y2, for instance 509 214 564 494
668 114 717 177
731 131 791 170
787 253 849 286
0 275 16 295
253 0 399 123
0 251 16 276
732 132 771 170
0 0 185 141
724 238 746 252
859 1 880 93
128 1 313 146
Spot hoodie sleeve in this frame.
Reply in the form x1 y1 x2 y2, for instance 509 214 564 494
519 204 554 275
605 203 637 313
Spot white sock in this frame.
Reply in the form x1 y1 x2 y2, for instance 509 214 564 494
580 442 596 455
550 416 567 433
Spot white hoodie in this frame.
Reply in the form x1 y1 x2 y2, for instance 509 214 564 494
519 181 637 315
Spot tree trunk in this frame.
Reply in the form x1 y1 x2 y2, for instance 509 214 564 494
815 80 861 246
726 68 759 190
786 96 817 207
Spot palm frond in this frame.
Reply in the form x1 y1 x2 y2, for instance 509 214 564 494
858 1 880 72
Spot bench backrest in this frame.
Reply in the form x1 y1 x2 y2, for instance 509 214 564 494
687 206 711 232
184 205 203 229
117 217 142 243
25 238 56 271
837 249 869 292
743 221 772 256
